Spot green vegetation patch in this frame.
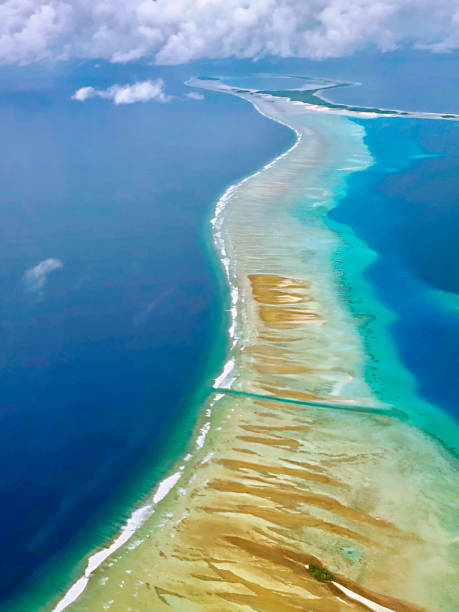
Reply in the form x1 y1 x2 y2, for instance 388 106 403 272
309 564 335 581
257 88 399 115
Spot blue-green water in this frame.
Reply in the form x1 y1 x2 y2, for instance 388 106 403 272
329 117 459 432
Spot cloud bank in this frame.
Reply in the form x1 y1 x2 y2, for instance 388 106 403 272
72 79 171 104
0 0 458 66
23 258 63 294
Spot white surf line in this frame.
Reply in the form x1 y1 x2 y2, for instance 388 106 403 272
332 582 396 612
196 421 211 449
53 505 151 612
214 357 235 387
52 468 184 612
207 84 303 391
52 393 230 611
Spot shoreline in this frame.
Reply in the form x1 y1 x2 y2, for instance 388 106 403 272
223 75 459 121
52 79 459 611
210 103 303 389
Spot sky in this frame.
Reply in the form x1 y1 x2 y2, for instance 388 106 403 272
1 0 458 67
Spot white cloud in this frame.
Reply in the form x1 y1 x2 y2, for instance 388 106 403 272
0 1 458 66
23 258 63 294
72 79 171 104
186 91 205 101
72 86 96 101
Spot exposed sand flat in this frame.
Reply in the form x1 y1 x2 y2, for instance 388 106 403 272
65 389 456 611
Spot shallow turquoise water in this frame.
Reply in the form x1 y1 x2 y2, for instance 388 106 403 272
328 117 459 445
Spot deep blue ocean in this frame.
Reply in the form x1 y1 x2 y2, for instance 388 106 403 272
0 52 458 610
0 61 294 609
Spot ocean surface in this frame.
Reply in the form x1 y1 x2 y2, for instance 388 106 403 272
1 53 458 611
0 61 294 610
